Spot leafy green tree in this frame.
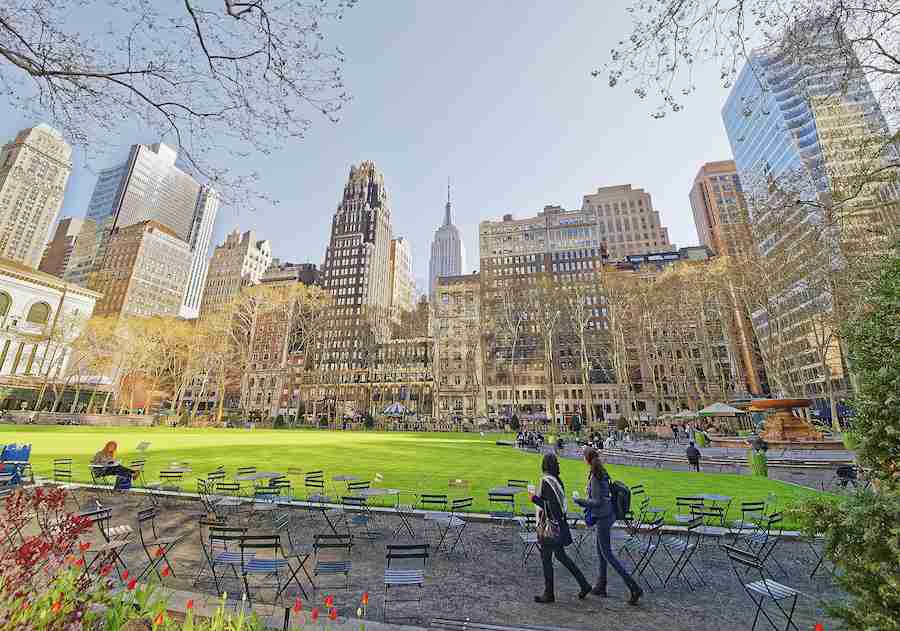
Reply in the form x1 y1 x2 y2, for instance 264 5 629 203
797 244 900 630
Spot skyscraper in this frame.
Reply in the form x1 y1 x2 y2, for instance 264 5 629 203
721 19 899 402
0 124 72 268
389 237 415 320
689 161 752 258
39 217 91 279
428 183 465 296
180 186 220 319
581 184 671 260
200 229 272 315
84 143 218 312
91 221 192 318
314 161 393 373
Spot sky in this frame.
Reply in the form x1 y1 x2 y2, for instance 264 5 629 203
1 1 738 293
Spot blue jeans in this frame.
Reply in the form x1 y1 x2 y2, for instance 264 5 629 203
596 514 633 584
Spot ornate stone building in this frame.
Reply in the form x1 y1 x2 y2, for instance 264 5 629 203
0 125 72 269
428 184 465 297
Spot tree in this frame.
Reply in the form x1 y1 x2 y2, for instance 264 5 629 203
560 279 601 425
0 1 353 205
601 1 898 132
798 242 900 630
529 279 563 423
493 283 528 418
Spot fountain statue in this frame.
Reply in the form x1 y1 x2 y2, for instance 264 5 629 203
749 398 823 441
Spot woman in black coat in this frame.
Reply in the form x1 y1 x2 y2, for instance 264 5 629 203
574 446 643 605
530 453 592 603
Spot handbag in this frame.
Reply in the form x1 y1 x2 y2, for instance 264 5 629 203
537 477 565 546
583 505 597 527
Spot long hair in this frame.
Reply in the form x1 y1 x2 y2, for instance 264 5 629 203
583 446 608 481
103 441 118 456
541 453 561 482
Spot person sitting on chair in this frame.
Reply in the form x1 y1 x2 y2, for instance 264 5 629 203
685 441 701 472
91 441 138 489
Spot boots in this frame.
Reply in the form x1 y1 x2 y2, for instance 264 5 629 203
591 578 608 597
578 580 592 600
535 574 555 603
625 577 643 606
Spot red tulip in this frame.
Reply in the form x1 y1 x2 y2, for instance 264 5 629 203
324 595 334 608
100 565 112 577
293 597 303 613
186 599 194 610
127 578 138 591
74 558 84 567
153 612 165 626
361 592 369 606
78 542 91 552
51 601 62 614
122 570 129 580
161 565 170 578
329 608 337 621
311 608 319 621
154 547 165 558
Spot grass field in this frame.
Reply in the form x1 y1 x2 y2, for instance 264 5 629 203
1 425 826 526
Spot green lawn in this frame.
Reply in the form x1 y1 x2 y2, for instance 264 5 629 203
1 426 827 527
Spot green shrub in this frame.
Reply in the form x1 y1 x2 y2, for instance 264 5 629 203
273 414 285 429
695 432 708 447
841 431 860 450
748 449 768 477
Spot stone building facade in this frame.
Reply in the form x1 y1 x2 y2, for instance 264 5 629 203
581 184 671 260
0 125 72 269
689 161 752 258
90 221 192 318
200 229 272 315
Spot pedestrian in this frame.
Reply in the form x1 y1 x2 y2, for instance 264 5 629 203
686 441 701 472
574 447 643 605
529 453 592 603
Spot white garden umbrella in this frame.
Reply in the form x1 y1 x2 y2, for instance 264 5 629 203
698 402 743 417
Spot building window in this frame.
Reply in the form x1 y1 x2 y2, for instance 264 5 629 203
0 292 10 318
26 302 51 325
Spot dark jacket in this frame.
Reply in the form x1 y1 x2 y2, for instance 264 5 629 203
686 445 701 464
531 476 573 547
576 470 614 521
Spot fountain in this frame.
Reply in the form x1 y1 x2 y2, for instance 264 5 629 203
710 398 845 450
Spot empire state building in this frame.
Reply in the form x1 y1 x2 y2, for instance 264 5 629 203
428 183 465 296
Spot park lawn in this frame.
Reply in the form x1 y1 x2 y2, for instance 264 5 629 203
0 425 828 527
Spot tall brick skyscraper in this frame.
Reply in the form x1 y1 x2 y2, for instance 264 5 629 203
314 161 393 373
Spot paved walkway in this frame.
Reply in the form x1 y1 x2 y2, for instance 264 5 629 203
66 490 841 631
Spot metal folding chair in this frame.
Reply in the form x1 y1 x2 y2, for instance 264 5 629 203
673 496 705 524
487 492 517 546
432 497 472 556
136 507 186 581
391 490 419 539
384 544 429 623
273 515 313 598
729 501 768 542
79 506 132 580
516 514 540 566
660 516 706 590
312 533 353 593
618 514 664 590
419 494 449 547
146 470 184 506
238 534 297 607
739 512 788 576
206 526 250 594
339 495 377 540
724 544 801 631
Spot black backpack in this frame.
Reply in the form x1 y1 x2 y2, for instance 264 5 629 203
609 480 631 521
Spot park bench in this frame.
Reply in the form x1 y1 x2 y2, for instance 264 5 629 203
431 620 581 631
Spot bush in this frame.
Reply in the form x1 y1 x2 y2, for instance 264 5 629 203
841 431 860 450
273 414 286 429
748 449 768 477
318 417 329 428
362 413 374 430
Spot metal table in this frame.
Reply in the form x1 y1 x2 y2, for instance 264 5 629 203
489 486 529 495
235 471 284 482
332 474 360 482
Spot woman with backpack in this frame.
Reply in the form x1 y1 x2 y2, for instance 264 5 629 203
529 453 592 603
574 446 643 605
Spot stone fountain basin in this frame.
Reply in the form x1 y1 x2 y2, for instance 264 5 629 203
748 398 812 411
709 436 846 450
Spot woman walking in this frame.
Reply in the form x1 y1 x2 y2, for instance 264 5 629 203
574 446 643 605
530 453 592 603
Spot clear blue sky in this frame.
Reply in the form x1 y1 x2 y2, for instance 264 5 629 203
1 1 736 292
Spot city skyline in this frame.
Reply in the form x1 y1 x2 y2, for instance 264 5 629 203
0 3 738 282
